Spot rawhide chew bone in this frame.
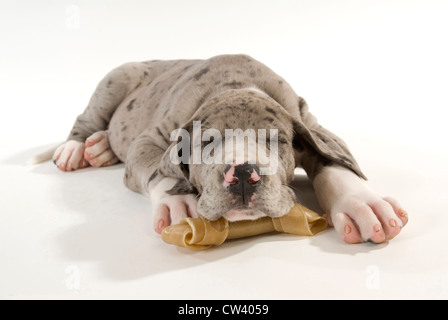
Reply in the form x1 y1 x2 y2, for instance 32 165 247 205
161 203 327 250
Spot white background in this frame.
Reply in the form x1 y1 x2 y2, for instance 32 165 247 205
1 0 447 299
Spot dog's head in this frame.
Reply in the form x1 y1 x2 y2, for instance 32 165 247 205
159 89 302 221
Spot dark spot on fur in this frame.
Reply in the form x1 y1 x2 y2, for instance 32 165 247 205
147 170 158 185
72 132 79 136
127 99 136 111
224 81 244 88
193 67 210 81
298 97 307 118
263 116 275 123
143 71 149 77
249 70 256 78
106 80 113 88
134 82 142 90
121 125 127 132
265 107 277 116
278 80 283 85
156 127 168 143
214 80 221 85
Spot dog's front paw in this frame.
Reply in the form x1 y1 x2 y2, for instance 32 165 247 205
84 131 119 167
53 140 90 171
327 193 408 244
152 194 199 234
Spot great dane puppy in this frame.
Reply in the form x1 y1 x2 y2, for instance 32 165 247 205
52 54 408 243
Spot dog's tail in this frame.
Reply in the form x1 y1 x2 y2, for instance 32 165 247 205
26 143 61 165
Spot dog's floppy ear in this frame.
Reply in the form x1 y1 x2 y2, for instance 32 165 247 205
157 121 199 195
291 96 367 180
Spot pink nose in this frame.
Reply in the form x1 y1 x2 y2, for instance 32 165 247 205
223 163 261 187
223 164 238 185
248 168 261 184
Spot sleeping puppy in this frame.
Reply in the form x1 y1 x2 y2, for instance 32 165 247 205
51 54 408 244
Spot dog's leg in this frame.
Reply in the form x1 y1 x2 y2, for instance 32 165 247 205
301 152 408 244
124 130 198 234
54 62 152 171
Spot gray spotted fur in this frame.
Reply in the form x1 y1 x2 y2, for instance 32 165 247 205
67 54 365 218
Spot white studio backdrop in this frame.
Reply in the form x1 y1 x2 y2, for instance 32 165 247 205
1 0 447 156
1 0 448 300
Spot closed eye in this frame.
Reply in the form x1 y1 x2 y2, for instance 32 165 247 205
278 136 289 144
266 134 289 146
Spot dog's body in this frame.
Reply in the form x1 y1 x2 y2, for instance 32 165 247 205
53 54 408 243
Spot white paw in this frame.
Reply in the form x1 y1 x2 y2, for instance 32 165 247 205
152 194 199 234
53 140 89 171
84 131 119 167
327 193 408 244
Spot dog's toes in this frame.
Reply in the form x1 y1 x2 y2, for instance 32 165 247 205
383 196 409 228
369 199 402 240
330 212 363 244
153 204 171 234
53 140 89 171
84 131 119 167
89 150 119 167
152 194 199 234
330 191 408 244
153 202 189 234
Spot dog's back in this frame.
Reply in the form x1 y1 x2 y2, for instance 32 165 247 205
107 54 296 161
